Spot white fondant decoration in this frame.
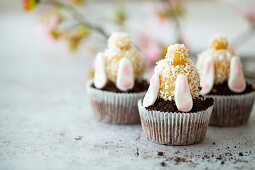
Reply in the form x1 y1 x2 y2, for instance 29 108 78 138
143 71 160 107
174 74 193 112
116 57 134 91
228 56 246 93
200 57 214 95
94 52 107 89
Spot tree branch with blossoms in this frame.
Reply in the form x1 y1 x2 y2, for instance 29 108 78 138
23 0 109 50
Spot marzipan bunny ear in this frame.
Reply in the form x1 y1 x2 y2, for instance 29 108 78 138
228 56 246 93
175 74 193 112
143 71 160 107
116 57 134 91
200 57 214 95
94 52 107 89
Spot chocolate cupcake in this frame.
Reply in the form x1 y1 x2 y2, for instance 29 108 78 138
138 44 214 145
87 32 149 124
197 34 255 126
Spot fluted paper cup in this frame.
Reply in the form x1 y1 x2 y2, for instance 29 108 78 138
208 91 255 126
87 80 146 124
138 99 214 146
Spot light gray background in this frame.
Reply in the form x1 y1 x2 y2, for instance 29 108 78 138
0 1 255 169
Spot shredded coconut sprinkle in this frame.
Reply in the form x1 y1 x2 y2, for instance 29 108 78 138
166 44 188 65
104 32 146 82
156 44 201 101
209 34 228 50
108 32 132 50
197 49 234 85
197 34 235 84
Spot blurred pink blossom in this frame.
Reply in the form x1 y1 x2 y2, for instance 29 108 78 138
138 34 162 65
35 14 62 48
35 24 55 48
143 2 167 27
137 34 163 81
237 6 255 29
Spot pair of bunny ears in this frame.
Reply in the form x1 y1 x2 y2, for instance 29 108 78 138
143 72 193 112
94 52 134 91
201 56 246 95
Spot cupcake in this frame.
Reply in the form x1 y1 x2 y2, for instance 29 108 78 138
197 34 255 126
138 44 214 145
87 32 148 124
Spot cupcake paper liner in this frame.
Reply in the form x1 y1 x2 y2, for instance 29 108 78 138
138 99 214 146
87 80 146 124
208 91 255 126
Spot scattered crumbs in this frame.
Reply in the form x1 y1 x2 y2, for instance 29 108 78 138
174 157 186 164
202 154 210 160
136 135 141 141
74 136 83 140
216 156 222 160
137 146 251 167
161 161 166 167
158 151 164 156
174 150 180 154
136 148 140 157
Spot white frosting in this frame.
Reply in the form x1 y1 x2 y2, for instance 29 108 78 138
94 52 107 89
143 71 160 107
228 56 246 93
174 74 193 112
116 57 134 91
200 57 215 95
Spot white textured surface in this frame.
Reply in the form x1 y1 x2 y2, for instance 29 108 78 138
0 1 255 170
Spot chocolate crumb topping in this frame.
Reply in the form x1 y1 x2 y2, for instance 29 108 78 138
92 79 149 93
160 161 166 167
146 96 214 113
158 152 164 156
209 82 254 96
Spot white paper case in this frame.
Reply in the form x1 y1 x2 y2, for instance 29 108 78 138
138 99 214 145
208 91 255 126
87 80 146 124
